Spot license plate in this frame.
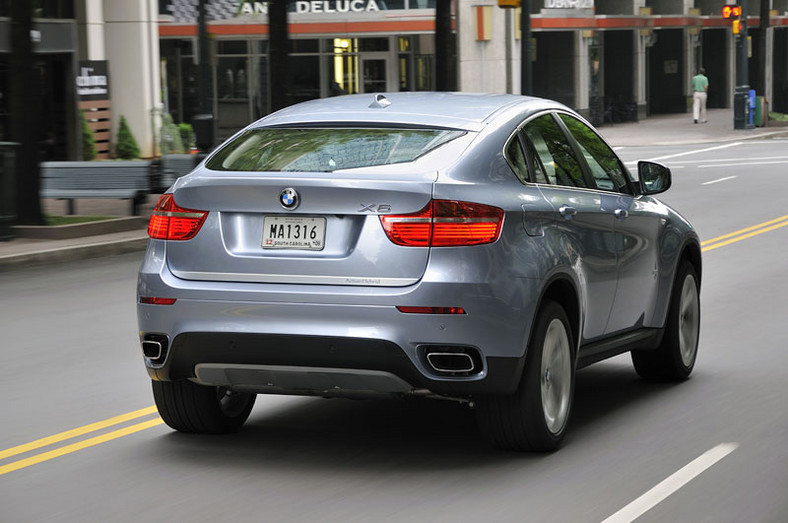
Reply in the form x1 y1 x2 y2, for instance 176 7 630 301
262 216 326 251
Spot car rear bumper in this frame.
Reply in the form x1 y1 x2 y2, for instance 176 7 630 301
143 331 525 398
137 249 540 398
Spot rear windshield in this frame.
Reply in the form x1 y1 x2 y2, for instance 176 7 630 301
206 128 465 172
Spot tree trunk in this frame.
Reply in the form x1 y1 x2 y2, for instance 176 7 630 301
269 0 290 112
9 1 44 225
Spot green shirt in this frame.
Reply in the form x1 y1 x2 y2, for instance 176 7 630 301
692 74 708 93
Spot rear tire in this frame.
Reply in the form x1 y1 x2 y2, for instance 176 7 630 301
476 300 575 452
632 260 700 381
152 379 256 434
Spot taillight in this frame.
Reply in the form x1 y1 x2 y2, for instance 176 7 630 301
139 297 177 305
380 200 503 247
148 194 208 241
397 306 467 314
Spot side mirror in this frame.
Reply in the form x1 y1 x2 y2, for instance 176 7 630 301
638 161 672 195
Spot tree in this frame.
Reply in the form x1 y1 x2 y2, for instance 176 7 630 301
115 116 141 159
9 1 44 225
81 112 97 161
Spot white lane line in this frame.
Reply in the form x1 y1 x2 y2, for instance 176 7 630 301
600 443 740 523
702 176 737 185
698 160 788 168
679 155 788 164
649 142 742 162
624 162 684 169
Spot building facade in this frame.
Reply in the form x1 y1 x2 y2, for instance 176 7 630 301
459 0 788 125
2 1 787 161
0 0 160 159
158 0 444 140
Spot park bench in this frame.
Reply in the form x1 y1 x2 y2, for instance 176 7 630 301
40 160 151 215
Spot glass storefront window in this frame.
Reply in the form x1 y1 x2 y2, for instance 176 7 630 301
407 0 434 7
218 57 248 100
290 39 320 53
329 38 359 95
359 38 389 52
218 41 247 55
290 55 321 104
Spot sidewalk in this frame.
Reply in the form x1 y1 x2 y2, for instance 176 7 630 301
599 107 788 147
1 108 787 271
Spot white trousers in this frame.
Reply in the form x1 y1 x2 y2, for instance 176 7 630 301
693 91 707 122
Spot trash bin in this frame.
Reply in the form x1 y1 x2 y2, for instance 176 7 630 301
0 142 18 241
734 86 750 129
192 114 216 152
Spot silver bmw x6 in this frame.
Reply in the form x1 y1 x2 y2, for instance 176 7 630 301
137 92 701 451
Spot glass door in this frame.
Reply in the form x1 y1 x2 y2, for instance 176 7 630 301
360 52 394 93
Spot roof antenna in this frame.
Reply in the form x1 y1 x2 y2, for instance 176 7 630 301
368 94 391 109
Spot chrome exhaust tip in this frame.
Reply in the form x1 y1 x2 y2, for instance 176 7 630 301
426 351 476 374
141 334 169 364
142 340 163 360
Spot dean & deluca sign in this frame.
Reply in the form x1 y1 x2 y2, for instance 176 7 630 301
239 0 384 15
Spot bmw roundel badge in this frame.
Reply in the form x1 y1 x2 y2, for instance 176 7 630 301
279 188 299 210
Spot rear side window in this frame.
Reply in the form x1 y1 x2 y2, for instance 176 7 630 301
522 114 588 189
206 128 465 172
558 114 631 193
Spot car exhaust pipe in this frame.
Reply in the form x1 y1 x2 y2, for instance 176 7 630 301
142 340 163 360
426 351 476 374
141 334 169 364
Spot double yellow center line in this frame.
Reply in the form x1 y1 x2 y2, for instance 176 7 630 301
0 406 163 476
701 215 788 252
3 215 788 476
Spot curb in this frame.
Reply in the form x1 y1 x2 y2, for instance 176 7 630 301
0 236 148 272
12 217 149 240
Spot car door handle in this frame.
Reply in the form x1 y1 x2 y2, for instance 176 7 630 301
614 209 629 219
559 205 577 219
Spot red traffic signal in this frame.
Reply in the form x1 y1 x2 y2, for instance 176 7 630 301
722 4 742 19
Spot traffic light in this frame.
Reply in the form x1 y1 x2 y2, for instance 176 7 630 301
722 4 742 19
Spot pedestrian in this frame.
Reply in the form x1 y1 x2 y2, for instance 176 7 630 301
692 67 709 124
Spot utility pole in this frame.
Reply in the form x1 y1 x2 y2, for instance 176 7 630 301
269 0 290 111
9 0 44 224
435 0 454 91
193 0 216 150
521 1 532 95
733 0 751 129
757 0 769 96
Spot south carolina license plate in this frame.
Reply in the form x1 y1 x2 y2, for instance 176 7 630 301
262 216 326 251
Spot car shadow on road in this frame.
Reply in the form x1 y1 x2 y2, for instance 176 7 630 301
151 358 684 471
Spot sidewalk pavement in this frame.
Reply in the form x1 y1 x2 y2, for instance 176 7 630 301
1 108 787 271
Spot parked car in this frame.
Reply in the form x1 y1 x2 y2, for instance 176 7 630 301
137 92 701 451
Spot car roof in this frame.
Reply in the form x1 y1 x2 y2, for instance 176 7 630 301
254 92 568 132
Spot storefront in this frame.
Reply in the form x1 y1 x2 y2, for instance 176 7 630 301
0 15 80 161
159 0 444 139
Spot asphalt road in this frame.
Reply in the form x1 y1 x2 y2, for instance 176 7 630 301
2 139 788 522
